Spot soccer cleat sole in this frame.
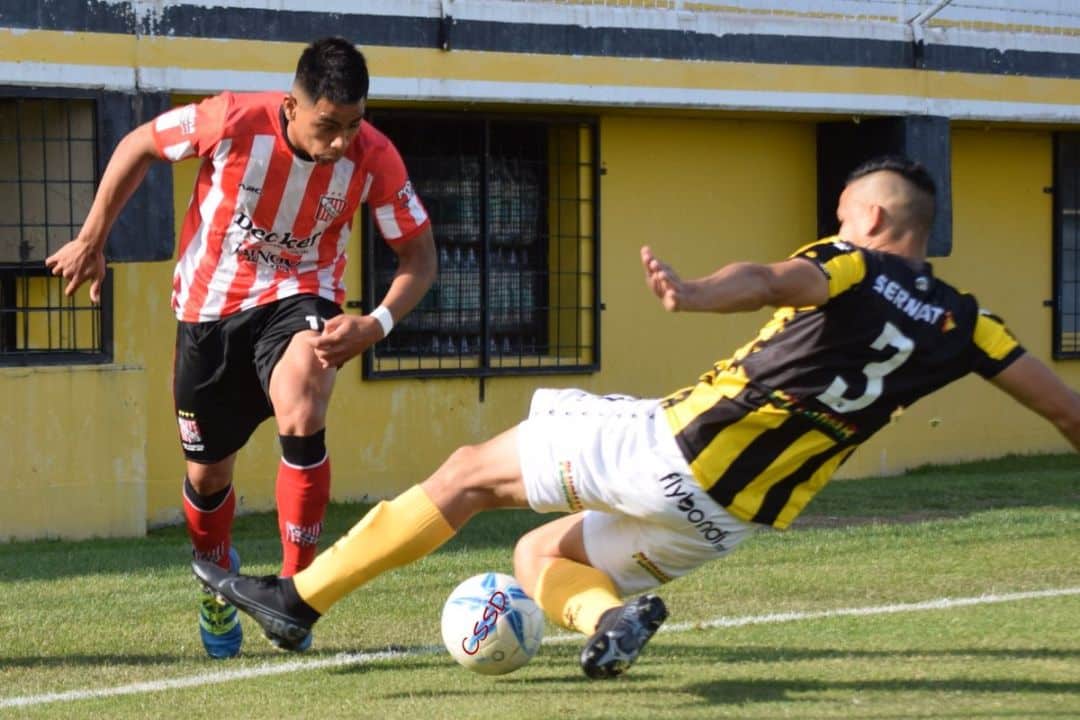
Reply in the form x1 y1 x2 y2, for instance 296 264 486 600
580 595 668 679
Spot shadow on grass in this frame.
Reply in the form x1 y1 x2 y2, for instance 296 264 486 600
651 643 1080 664
0 507 556 581
0 653 188 669
682 677 1080 705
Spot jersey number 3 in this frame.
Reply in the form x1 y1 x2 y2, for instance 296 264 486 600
817 322 914 413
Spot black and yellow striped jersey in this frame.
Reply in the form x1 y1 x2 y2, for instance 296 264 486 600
661 237 1025 529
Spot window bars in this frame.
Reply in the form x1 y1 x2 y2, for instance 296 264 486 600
363 112 599 378
1054 133 1080 358
0 96 109 364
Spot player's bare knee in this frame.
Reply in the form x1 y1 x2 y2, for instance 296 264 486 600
430 444 501 509
512 531 544 589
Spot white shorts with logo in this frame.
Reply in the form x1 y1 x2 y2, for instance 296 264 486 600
517 388 757 595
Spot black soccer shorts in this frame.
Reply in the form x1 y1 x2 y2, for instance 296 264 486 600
173 294 343 464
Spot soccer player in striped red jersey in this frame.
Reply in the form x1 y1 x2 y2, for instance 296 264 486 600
47 38 437 658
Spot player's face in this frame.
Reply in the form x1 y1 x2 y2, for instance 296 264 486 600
285 90 365 164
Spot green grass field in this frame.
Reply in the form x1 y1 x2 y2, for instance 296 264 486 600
1 454 1078 719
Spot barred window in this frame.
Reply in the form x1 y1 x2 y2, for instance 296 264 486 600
1054 133 1080 358
362 112 599 378
0 95 110 365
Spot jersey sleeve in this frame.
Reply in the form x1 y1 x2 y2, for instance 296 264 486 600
789 237 867 299
971 309 1026 378
366 141 430 244
150 93 230 162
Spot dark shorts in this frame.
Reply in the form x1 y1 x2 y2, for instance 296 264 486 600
173 294 343 464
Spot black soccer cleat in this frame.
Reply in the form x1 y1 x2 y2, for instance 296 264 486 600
192 560 320 652
580 594 668 679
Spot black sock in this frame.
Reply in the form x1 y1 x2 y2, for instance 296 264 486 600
282 577 323 624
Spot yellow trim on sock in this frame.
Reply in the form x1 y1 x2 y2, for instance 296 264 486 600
534 558 621 634
292 485 455 614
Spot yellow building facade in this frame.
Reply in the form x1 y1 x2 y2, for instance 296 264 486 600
1 1 1078 539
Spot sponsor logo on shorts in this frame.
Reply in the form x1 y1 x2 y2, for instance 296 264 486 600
632 551 673 584
177 410 205 452
558 460 584 511
658 473 729 551
285 521 323 547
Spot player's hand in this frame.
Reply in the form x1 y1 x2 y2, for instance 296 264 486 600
641 245 686 312
45 236 107 303
309 314 382 369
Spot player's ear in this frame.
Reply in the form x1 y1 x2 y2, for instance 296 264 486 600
864 203 886 236
283 94 298 122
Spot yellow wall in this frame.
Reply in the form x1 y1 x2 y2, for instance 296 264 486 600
4 108 1074 540
0 363 146 540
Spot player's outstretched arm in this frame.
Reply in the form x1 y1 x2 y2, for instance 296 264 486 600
990 353 1080 452
45 122 162 302
641 245 828 313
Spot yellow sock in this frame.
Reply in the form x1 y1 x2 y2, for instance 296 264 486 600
292 485 455 614
533 558 622 634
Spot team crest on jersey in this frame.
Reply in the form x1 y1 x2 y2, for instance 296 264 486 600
396 180 416 205
317 194 347 222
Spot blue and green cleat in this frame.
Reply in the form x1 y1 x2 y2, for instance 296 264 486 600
198 547 243 659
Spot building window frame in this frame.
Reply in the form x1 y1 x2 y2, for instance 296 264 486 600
1053 132 1080 359
0 87 113 366
360 110 601 380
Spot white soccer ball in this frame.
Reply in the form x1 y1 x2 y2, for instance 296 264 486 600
440 572 545 675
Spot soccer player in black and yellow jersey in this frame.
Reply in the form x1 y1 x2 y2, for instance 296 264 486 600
195 156 1080 679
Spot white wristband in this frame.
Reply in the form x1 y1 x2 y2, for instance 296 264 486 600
369 305 394 337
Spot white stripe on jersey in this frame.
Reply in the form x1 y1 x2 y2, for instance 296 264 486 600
235 151 316 312
359 173 374 203
202 134 276 319
163 141 194 161
375 203 403 240
406 193 427 226
155 104 196 133
268 156 356 305
173 138 232 315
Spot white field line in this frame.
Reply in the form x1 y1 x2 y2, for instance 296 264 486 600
3 586 1078 709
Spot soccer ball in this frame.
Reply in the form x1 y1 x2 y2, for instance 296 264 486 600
440 572 545 675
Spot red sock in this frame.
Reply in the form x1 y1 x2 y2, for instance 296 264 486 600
183 480 235 570
276 455 331 577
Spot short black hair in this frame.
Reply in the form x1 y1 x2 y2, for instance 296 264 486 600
846 155 937 199
294 37 369 104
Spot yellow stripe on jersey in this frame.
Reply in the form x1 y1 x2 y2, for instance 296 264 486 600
973 311 1020 360
821 246 866 298
771 445 856 529
689 401 790 489
727 427 837 523
664 366 751 436
790 237 866 299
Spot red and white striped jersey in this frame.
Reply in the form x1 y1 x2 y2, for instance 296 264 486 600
151 91 429 322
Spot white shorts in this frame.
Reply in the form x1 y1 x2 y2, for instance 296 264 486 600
517 388 757 595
